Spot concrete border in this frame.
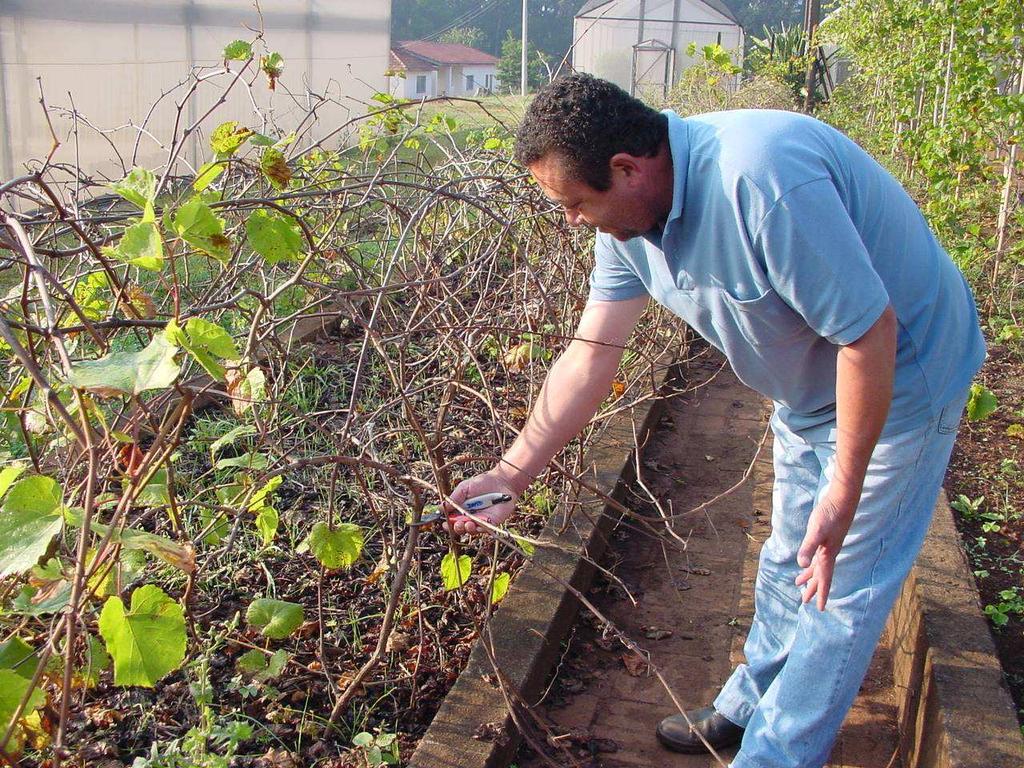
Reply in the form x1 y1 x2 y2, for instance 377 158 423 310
887 491 1023 767
409 359 677 768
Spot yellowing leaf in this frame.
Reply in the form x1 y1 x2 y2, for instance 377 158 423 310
304 522 364 569
490 572 511 604
503 340 547 372
245 209 303 264
98 585 186 687
111 167 156 210
441 552 472 591
126 286 158 319
255 506 279 545
261 52 284 89
260 148 292 190
210 121 254 156
193 161 225 192
227 366 266 416
248 476 282 512
0 465 26 500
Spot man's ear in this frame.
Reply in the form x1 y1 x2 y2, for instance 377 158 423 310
609 152 643 182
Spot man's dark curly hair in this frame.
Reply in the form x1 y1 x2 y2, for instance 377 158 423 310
515 73 668 191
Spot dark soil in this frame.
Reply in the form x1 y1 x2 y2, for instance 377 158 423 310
945 340 1024 726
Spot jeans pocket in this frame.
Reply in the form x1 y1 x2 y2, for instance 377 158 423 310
937 389 969 434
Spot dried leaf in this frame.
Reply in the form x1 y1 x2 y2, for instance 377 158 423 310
621 652 649 677
643 626 673 641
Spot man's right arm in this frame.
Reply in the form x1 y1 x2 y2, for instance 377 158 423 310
447 295 648 534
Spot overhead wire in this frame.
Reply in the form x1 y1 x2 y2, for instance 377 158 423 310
420 0 507 42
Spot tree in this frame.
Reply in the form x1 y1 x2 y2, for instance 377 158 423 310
391 0 576 63
439 26 485 49
497 32 548 93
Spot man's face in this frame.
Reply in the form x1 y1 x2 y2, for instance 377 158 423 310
528 153 657 242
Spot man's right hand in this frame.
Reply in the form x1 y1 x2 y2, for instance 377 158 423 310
444 469 520 535
444 296 648 536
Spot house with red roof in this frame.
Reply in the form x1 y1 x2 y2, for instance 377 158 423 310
388 40 501 99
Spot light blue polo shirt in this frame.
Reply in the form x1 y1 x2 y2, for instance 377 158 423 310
590 109 985 436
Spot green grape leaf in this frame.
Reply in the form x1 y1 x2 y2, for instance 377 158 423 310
0 465 26 500
0 475 64 578
245 209 303 264
223 40 253 62
72 272 111 321
170 197 232 263
441 552 472 591
210 425 257 457
483 137 502 150
490 572 511 604
193 161 225 192
236 648 267 675
305 522 364 570
166 317 239 381
98 585 187 687
255 505 279 545
102 219 164 271
11 581 71 617
200 507 229 546
111 167 156 209
237 648 289 681
210 121 254 156
260 148 292 190
246 598 304 639
511 532 535 556
214 452 268 471
130 468 171 508
0 669 45 732
967 383 997 421
82 633 111 687
0 637 38 680
67 333 180 397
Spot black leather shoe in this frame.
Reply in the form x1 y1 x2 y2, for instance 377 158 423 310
656 706 744 754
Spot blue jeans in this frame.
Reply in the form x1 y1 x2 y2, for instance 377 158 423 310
713 388 969 768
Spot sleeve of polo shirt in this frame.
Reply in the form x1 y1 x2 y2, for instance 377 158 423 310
588 233 648 302
752 178 890 345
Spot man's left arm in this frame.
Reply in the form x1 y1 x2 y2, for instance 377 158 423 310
795 305 898 609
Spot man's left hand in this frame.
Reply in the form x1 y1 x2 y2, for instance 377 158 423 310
795 492 858 610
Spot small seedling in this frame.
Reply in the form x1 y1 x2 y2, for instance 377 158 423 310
353 730 400 766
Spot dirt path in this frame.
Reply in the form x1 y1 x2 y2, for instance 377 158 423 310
517 347 902 768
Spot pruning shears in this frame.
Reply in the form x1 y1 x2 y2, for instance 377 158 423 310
411 492 514 527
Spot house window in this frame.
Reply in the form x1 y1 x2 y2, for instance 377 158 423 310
416 75 427 95
466 74 475 91
485 74 493 91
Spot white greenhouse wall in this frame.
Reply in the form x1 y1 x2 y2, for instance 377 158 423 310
0 0 392 181
573 0 743 94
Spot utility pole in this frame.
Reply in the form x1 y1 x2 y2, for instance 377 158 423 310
521 0 528 96
802 0 821 112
